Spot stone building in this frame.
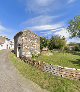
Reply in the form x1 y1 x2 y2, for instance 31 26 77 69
14 30 40 58
0 36 14 50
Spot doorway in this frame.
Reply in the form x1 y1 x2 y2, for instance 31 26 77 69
17 44 22 57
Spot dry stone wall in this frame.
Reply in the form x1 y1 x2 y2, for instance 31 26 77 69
21 56 80 81
43 64 80 80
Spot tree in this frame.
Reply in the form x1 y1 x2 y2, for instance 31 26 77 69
40 37 49 50
48 36 66 50
69 42 80 51
68 16 80 38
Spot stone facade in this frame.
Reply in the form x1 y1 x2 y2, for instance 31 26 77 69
14 30 40 58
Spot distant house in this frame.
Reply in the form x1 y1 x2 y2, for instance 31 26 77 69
0 36 14 50
69 46 75 51
14 30 40 58
9 40 14 50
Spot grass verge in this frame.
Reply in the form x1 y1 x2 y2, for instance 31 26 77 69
0 50 3 53
9 52 80 92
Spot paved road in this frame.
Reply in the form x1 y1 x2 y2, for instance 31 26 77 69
0 50 48 92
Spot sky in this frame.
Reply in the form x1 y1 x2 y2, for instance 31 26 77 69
0 0 80 43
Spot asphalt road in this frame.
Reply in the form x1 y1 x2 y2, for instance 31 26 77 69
0 50 48 92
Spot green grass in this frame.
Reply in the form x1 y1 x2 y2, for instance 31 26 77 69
34 51 80 69
9 52 80 92
0 50 3 53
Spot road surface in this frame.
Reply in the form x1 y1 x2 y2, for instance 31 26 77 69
0 50 48 92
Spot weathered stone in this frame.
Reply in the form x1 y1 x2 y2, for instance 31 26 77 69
14 30 40 58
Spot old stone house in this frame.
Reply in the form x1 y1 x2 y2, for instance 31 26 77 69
14 30 40 58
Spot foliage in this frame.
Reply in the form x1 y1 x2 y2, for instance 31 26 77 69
40 37 49 50
0 50 3 53
68 16 80 38
9 52 80 92
48 36 66 51
69 42 80 51
64 45 69 51
75 45 80 51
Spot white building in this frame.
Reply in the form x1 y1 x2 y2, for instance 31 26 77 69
9 40 14 50
0 36 14 50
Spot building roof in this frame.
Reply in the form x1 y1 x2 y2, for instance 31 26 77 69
0 42 4 45
14 30 39 39
14 31 23 39
0 36 9 45
0 36 6 44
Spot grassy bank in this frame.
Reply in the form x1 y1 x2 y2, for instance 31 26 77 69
34 51 80 69
9 52 80 92
0 50 3 54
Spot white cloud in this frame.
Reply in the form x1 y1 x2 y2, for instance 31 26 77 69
54 28 70 38
18 0 75 39
0 24 16 39
0 25 10 38
19 0 76 14
25 22 64 31
25 0 55 14
67 37 80 43
22 0 68 14
0 25 8 33
22 15 63 27
27 25 56 31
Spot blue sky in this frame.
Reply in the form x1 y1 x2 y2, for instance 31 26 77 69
0 0 80 43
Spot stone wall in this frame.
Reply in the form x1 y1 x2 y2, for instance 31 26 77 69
43 64 80 80
21 56 80 81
